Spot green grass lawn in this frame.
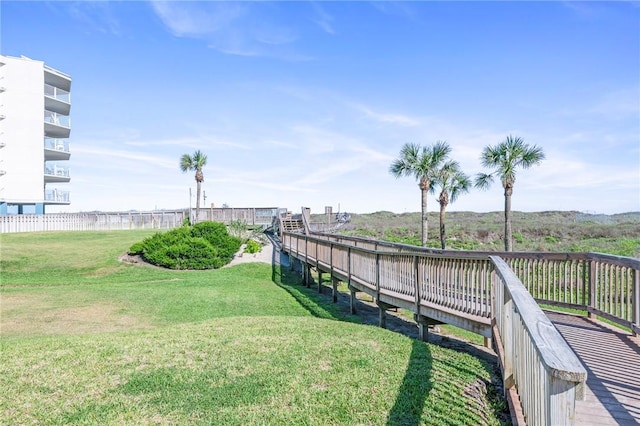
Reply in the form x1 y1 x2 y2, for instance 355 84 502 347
1 230 507 425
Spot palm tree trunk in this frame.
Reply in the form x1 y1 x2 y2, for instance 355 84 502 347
439 202 447 249
504 187 513 252
421 186 428 247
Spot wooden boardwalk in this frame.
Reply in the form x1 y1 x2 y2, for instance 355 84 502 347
546 311 640 425
280 228 640 425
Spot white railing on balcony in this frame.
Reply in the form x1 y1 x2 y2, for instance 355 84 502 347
44 83 70 103
44 111 71 128
44 138 70 152
44 165 70 178
44 189 70 203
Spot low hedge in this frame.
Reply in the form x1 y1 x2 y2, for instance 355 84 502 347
129 221 242 270
245 239 262 254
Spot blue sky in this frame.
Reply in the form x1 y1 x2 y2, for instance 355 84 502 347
2 1 639 214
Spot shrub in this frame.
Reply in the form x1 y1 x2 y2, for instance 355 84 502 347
191 221 242 262
228 219 248 238
132 221 241 270
245 239 262 254
128 241 145 255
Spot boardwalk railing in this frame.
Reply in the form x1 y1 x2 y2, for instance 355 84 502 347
297 232 640 335
281 231 616 425
492 256 586 426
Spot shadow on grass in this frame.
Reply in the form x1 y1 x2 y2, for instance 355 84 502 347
386 339 433 426
269 239 357 323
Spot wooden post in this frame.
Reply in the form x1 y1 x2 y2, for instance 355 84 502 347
318 270 323 293
589 260 597 319
375 253 381 303
414 314 429 342
413 255 429 341
347 247 352 303
330 242 334 297
633 268 639 336
502 289 515 392
547 376 578 426
378 302 387 329
349 285 357 314
377 301 393 329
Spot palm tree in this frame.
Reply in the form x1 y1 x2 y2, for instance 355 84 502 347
180 150 208 223
390 141 451 247
432 161 471 249
475 135 545 251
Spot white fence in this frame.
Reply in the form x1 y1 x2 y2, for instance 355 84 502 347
0 211 188 233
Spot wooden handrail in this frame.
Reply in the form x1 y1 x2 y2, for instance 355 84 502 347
491 256 587 426
308 232 640 335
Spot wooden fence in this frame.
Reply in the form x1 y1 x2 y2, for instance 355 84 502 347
0 210 188 233
196 207 287 226
281 231 640 425
0 207 289 234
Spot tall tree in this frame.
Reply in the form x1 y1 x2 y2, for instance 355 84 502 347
390 141 452 247
180 150 208 223
432 161 471 249
475 135 545 251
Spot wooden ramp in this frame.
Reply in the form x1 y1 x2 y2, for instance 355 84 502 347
280 230 640 425
546 311 640 425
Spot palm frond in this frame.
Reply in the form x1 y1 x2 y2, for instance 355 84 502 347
179 154 194 173
475 173 494 190
449 173 471 203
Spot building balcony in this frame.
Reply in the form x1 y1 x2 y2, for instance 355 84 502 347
44 138 71 161
44 65 71 92
45 189 70 204
44 83 70 115
44 164 70 183
44 111 70 138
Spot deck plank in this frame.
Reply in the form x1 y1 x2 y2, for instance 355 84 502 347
546 311 640 425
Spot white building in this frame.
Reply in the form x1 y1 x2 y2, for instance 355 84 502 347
0 55 72 214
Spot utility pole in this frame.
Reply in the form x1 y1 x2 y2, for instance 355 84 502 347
189 187 192 224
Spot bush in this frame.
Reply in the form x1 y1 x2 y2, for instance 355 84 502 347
191 221 242 262
245 239 262 254
128 241 145 255
132 221 242 270
144 237 220 270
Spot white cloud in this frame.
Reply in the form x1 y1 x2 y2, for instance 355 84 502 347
311 2 335 35
73 145 176 171
150 1 313 60
352 103 422 127
588 87 640 121
150 1 247 38
65 2 122 36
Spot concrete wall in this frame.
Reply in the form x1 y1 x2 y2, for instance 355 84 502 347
0 56 46 203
